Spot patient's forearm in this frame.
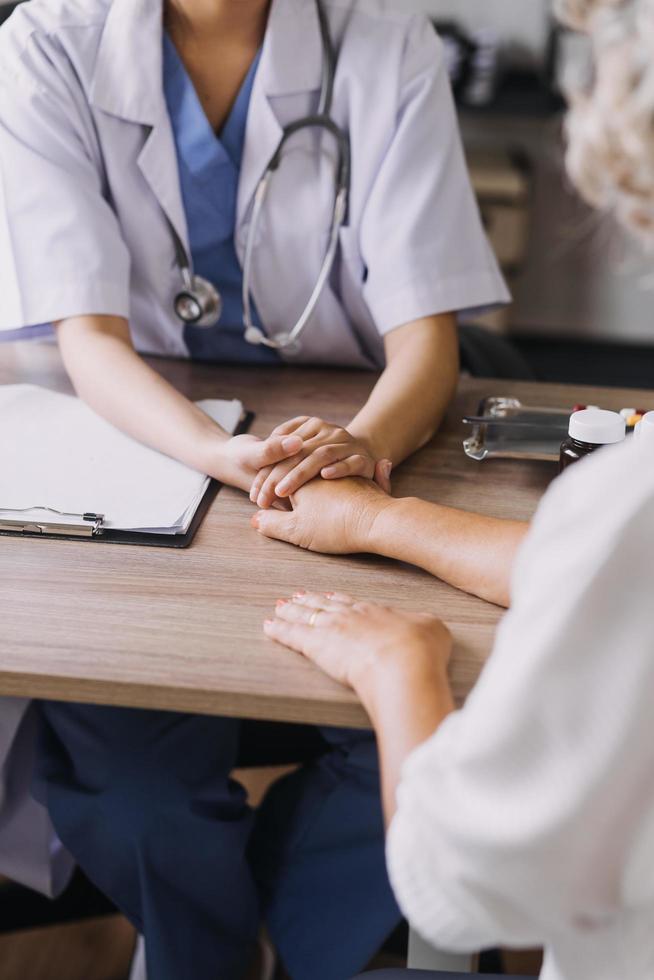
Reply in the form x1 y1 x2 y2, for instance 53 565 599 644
369 497 527 607
365 655 455 825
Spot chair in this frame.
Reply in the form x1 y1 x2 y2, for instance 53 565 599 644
459 324 534 380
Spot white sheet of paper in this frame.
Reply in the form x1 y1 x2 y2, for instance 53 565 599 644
0 386 244 534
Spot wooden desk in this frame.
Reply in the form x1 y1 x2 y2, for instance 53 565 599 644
2 342 652 728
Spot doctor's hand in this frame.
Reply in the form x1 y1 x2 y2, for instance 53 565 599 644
215 433 304 494
249 416 392 509
251 475 392 555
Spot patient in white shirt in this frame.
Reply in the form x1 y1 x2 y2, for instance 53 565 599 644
254 2 654 977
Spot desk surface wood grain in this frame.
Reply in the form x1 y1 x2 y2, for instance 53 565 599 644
2 343 652 727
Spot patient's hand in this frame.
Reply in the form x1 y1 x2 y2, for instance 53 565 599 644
249 416 392 509
263 592 452 699
251 473 393 555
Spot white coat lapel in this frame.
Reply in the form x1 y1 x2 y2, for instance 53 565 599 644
236 0 323 244
135 120 189 253
90 0 189 251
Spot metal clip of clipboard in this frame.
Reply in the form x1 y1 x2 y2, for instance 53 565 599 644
0 507 105 537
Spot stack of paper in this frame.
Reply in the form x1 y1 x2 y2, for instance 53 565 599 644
0 385 243 535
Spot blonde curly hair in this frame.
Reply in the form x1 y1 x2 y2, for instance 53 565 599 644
556 0 654 238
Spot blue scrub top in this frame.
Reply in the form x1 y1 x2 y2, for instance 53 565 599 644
163 35 278 364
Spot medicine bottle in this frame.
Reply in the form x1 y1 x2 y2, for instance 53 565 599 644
634 411 654 448
559 408 626 473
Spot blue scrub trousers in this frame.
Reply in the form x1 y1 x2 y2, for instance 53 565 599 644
32 703 400 980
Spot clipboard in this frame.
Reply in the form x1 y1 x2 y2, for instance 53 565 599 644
0 410 255 549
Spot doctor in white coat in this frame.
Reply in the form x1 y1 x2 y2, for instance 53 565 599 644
0 1 507 977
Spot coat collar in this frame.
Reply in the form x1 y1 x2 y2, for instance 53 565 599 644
90 0 325 243
237 0 325 234
90 0 323 126
90 0 163 126
260 0 323 99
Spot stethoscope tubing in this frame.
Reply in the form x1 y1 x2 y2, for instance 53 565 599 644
173 0 351 350
241 113 350 350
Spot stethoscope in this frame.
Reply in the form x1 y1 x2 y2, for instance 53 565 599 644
170 0 351 352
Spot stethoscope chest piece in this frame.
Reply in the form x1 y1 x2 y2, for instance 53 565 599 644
244 325 302 355
174 272 223 328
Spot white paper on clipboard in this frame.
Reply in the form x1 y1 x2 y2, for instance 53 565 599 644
0 385 243 534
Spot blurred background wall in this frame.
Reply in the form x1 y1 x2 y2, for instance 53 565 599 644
393 0 654 351
387 0 551 65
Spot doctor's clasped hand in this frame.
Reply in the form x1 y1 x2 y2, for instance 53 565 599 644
249 416 389 509
249 314 462 507
214 431 304 494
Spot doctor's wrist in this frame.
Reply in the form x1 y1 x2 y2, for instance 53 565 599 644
202 430 234 483
346 425 389 463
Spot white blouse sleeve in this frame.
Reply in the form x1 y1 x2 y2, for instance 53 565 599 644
359 17 509 334
386 439 654 952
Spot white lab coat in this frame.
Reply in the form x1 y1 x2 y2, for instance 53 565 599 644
0 0 508 893
0 0 507 361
